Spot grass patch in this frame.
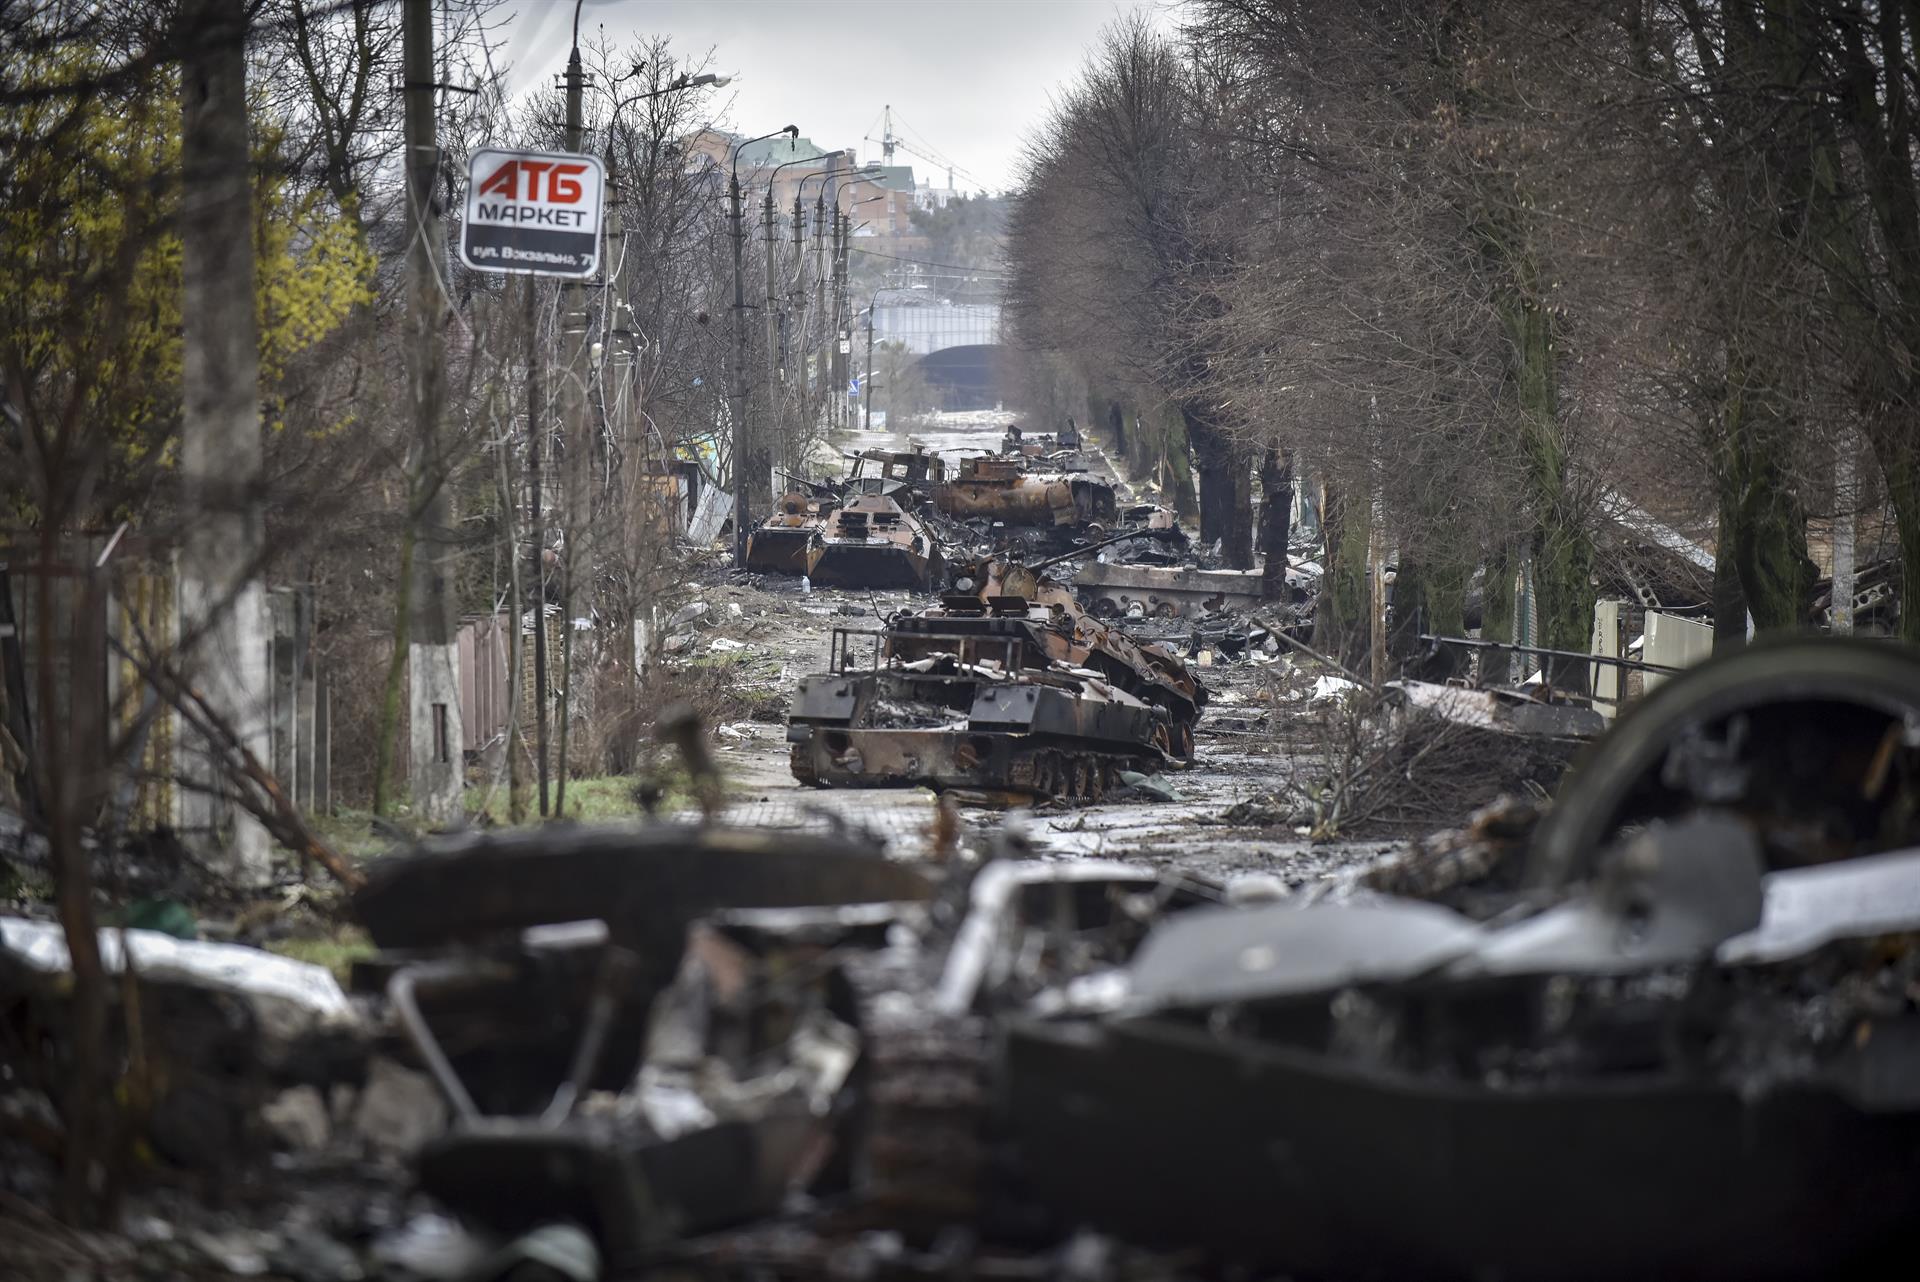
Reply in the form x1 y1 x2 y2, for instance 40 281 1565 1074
308 808 393 862
462 773 662 825
265 926 374 984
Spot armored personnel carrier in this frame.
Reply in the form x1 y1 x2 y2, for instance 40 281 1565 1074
787 556 1205 799
745 448 949 586
805 493 944 591
745 488 833 577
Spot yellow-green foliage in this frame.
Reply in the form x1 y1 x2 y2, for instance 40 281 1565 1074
1 47 375 515
255 163 377 395
0 52 183 486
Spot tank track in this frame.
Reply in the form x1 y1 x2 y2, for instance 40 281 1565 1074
792 736 1157 802
838 945 991 1235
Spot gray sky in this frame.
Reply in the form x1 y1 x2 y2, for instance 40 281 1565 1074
498 0 1166 194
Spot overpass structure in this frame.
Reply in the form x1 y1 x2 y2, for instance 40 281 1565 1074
868 296 1010 410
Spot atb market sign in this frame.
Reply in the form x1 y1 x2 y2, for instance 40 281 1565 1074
460 148 604 278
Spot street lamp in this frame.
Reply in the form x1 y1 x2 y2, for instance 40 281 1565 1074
730 126 799 568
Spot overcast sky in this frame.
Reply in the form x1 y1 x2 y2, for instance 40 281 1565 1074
497 0 1168 194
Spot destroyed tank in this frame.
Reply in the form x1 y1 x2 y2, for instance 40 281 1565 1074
787 556 1205 799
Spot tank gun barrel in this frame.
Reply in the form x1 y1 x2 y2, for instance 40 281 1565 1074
1022 527 1151 575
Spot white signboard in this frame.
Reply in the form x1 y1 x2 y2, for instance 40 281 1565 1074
460 147 604 278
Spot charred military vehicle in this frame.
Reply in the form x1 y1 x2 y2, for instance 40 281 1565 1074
787 556 1205 799
934 455 1119 534
746 448 950 585
843 446 946 503
805 493 944 591
746 486 833 577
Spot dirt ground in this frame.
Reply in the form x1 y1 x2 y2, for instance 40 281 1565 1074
664 410 1399 890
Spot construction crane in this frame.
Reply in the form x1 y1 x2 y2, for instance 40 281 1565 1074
862 104 982 195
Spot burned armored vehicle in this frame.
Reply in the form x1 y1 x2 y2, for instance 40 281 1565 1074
746 448 949 586
1000 637 1920 1281
745 486 833 577
805 493 944 591
843 445 946 502
933 455 1119 537
787 556 1204 798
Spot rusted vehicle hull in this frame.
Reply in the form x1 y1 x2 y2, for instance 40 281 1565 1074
806 541 939 591
1004 1014 1920 1281
787 561 1205 800
1075 563 1266 619
745 524 816 577
933 457 1118 529
746 491 830 578
788 669 1168 798
805 494 944 591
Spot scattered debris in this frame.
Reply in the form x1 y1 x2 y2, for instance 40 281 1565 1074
1073 561 1265 620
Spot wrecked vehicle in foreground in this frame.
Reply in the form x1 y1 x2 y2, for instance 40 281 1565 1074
6 640 1919 1282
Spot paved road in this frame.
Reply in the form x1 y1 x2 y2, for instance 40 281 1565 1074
674 407 1391 888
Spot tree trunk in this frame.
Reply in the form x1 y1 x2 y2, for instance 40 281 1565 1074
1187 407 1252 567
371 521 413 816
1711 489 1750 653
1315 484 1372 669
1390 558 1468 682
179 0 270 877
38 531 113 1223
1870 427 1920 643
1258 444 1293 599
1496 276 1593 694
1716 359 1815 636
1480 545 1515 684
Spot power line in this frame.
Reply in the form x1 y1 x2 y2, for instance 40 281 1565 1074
851 246 1010 276
894 114 992 191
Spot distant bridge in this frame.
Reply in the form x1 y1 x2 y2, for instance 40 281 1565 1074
870 299 1011 410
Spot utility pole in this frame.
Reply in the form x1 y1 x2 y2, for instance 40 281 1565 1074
179 0 269 881
729 127 797 566
730 167 749 565
864 291 876 431
814 185 828 429
1834 432 1857 634
527 278 549 817
763 189 779 484
829 210 844 430
404 0 463 826
555 33 587 815
834 210 851 431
